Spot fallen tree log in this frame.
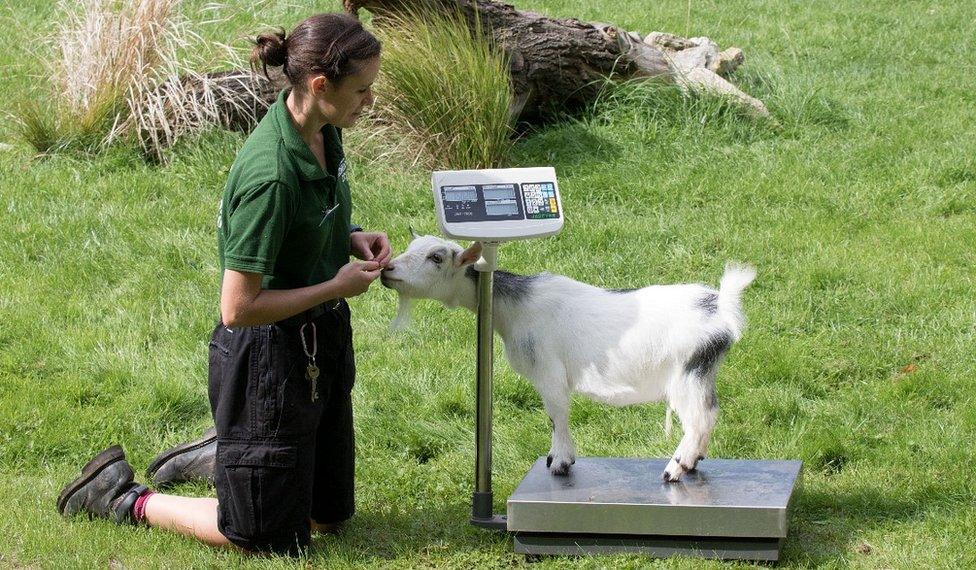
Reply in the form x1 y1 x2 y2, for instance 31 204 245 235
345 0 768 122
175 0 768 144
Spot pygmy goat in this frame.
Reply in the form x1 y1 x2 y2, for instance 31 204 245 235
380 234 756 482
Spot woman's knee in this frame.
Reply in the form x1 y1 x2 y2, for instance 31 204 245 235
214 439 314 556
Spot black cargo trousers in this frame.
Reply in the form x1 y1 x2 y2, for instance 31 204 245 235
207 300 355 556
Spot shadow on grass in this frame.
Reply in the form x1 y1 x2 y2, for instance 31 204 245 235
316 502 514 563
512 122 623 173
784 481 962 564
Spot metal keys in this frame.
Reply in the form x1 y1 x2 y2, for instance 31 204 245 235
306 363 320 401
299 322 319 402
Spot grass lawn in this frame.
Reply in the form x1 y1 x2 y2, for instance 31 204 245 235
1 0 975 567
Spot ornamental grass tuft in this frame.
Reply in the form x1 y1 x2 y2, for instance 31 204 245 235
369 7 515 170
14 0 259 160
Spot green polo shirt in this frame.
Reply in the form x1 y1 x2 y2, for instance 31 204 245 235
218 89 354 290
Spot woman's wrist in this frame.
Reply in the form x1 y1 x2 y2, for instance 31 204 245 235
316 278 346 302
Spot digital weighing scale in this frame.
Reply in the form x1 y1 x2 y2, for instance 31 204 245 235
431 167 802 562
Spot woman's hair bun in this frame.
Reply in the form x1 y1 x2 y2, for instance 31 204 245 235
251 28 288 72
251 14 381 86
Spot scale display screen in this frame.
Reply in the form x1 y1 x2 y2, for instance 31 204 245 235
486 201 519 216
444 186 478 202
432 167 563 241
441 183 524 222
483 185 517 201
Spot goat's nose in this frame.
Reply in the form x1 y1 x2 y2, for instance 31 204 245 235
382 263 394 272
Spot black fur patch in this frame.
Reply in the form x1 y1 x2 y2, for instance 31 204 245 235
705 386 718 410
608 288 638 293
685 332 732 376
518 334 538 368
495 271 538 300
696 292 719 314
465 266 538 301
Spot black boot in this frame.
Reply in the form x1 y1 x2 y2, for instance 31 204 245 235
146 427 216 489
58 445 149 525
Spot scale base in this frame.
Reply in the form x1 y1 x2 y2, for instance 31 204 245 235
470 514 508 531
513 533 783 561
505 457 801 562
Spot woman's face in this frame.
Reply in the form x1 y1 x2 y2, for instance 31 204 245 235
313 56 380 129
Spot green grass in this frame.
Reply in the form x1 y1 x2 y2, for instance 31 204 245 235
2 0 976 568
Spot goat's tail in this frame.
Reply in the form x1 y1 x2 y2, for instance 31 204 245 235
717 262 756 340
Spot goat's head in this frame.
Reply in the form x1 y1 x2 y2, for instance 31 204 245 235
380 234 482 307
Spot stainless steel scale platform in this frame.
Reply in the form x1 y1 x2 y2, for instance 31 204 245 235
506 457 803 561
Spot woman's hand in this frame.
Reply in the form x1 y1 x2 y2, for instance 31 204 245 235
332 260 382 298
350 231 392 267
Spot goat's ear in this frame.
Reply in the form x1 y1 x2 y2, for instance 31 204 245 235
456 242 483 267
408 226 420 240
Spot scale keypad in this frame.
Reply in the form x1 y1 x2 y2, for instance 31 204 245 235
521 182 560 219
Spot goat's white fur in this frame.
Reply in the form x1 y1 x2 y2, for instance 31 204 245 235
390 296 414 331
380 235 755 481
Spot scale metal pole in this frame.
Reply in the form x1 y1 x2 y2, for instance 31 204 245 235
471 242 506 529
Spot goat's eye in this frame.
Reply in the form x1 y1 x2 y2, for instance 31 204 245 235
428 253 444 264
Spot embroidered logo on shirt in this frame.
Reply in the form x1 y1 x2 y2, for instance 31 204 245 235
338 159 348 182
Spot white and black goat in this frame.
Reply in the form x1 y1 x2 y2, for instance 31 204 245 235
380 234 756 482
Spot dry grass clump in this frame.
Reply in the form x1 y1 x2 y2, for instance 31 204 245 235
16 0 261 160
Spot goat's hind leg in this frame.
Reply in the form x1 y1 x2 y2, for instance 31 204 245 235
663 369 719 482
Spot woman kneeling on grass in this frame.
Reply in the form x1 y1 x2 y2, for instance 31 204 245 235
57 13 392 556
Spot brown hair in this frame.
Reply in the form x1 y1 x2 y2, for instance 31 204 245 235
251 13 381 87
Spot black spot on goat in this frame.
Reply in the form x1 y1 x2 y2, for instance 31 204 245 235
685 332 732 376
518 334 538 368
465 267 538 302
696 292 719 315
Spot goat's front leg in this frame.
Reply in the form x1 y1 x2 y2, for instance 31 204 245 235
538 382 575 476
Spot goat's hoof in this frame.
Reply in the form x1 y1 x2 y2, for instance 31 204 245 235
550 461 572 476
547 452 573 476
662 469 682 482
663 458 687 482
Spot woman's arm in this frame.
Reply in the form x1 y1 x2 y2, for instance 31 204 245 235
219 260 381 327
